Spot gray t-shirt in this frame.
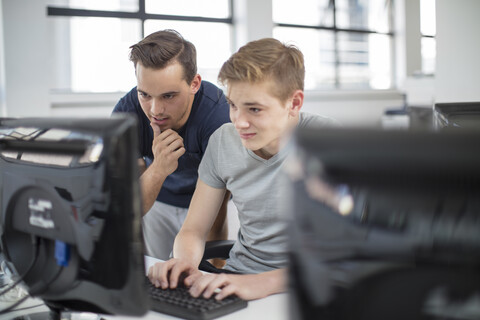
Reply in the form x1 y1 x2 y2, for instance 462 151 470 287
198 112 336 274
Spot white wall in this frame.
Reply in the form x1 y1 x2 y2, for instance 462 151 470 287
0 0 7 117
234 0 272 46
434 0 480 103
2 0 52 117
303 90 404 127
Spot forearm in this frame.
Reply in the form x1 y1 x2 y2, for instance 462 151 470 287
172 229 206 267
192 268 288 301
139 163 168 215
255 269 288 298
172 180 227 267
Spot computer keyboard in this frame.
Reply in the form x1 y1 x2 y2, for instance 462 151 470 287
145 277 248 320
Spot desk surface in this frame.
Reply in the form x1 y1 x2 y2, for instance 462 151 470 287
2 256 288 320
107 294 288 320
104 256 288 320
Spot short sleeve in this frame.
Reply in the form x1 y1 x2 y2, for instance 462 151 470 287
198 128 227 189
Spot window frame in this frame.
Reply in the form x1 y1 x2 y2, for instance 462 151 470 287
419 0 436 75
47 0 234 38
273 0 395 89
46 0 234 93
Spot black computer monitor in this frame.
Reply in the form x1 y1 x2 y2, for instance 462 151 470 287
434 101 480 129
0 115 148 319
288 127 480 320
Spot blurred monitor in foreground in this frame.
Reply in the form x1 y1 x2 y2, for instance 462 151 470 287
0 115 148 319
287 127 480 320
434 101 480 129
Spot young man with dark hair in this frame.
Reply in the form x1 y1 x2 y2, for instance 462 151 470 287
112 30 231 260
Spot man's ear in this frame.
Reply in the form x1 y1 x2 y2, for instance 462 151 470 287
190 74 202 94
289 89 304 117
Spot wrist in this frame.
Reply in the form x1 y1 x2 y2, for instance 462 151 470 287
262 269 287 295
144 161 169 181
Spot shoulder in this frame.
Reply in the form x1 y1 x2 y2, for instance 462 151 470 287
189 82 230 140
196 81 228 106
210 122 236 138
208 123 238 145
203 124 244 169
113 87 140 113
298 112 340 129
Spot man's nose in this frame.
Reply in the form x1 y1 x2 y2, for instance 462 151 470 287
151 98 165 115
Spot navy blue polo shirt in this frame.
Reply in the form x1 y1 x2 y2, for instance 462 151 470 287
112 81 230 208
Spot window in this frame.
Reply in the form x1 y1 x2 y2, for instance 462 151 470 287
273 0 393 90
420 0 436 75
47 0 233 93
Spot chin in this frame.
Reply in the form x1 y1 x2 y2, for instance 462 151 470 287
240 140 252 150
243 142 263 152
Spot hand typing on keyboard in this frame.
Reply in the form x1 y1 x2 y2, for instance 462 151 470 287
147 258 286 301
148 258 202 290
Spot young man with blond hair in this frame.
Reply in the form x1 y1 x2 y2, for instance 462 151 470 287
148 38 337 300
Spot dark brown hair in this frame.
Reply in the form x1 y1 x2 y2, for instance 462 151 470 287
129 29 197 84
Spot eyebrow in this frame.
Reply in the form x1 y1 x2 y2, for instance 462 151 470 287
136 88 150 96
137 88 179 96
226 97 266 107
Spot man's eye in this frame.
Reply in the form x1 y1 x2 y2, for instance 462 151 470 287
163 94 174 99
138 92 149 98
250 108 260 113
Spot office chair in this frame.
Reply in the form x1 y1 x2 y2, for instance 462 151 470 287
203 240 234 260
199 240 235 274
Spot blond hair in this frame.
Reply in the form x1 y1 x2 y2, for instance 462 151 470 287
218 38 304 103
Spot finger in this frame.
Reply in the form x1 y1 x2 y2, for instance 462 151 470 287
158 261 174 289
153 131 183 152
166 139 185 153
202 275 229 299
147 266 155 284
169 263 190 289
189 274 217 298
215 283 237 301
184 271 202 287
172 147 186 159
148 263 164 288
164 131 184 147
157 128 178 140
150 122 161 137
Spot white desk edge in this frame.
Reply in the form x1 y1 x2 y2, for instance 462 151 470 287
1 256 289 320
105 256 289 320
0 256 289 320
